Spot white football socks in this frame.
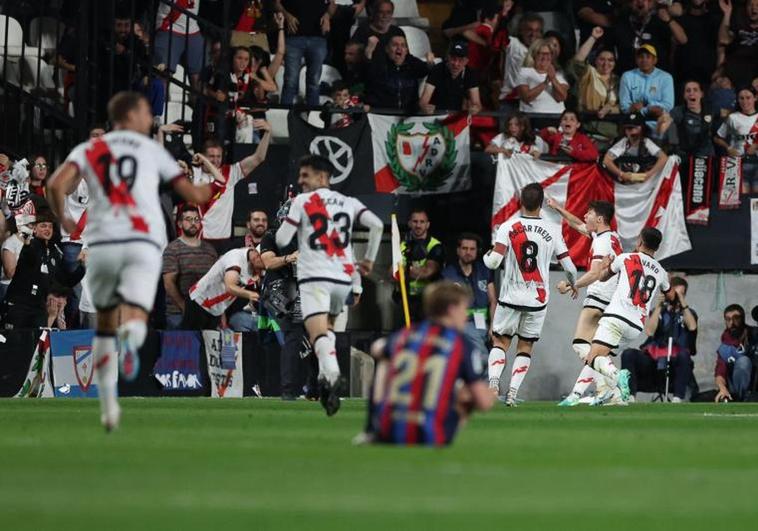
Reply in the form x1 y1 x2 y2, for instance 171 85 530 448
117 319 147 352
93 334 119 426
508 353 531 398
314 334 340 385
487 347 506 386
592 356 619 385
570 365 597 397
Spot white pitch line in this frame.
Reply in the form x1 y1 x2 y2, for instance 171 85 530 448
702 413 758 418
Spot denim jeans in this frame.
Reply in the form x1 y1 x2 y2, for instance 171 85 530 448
281 36 327 106
228 311 256 332
729 356 753 400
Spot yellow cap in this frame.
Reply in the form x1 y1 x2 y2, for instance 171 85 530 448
636 44 657 57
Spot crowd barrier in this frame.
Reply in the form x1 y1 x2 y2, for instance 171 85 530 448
0 329 352 399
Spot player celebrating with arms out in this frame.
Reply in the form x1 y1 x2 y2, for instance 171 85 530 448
47 92 212 431
484 183 578 406
548 199 624 406
276 155 383 416
573 227 671 404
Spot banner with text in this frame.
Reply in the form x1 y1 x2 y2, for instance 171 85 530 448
492 155 691 264
202 330 244 398
154 331 204 392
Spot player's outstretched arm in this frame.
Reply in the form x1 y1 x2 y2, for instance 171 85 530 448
275 218 297 248
238 120 272 176
223 270 257 302
574 255 615 289
356 208 383 275
46 162 80 234
173 177 213 206
546 197 588 236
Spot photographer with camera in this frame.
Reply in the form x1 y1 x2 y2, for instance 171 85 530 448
714 304 758 402
621 276 698 402
258 200 320 400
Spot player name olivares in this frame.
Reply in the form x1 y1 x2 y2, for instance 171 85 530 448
509 222 553 242
640 255 661 275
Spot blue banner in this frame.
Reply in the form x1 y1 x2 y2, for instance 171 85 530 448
50 330 98 398
154 331 204 392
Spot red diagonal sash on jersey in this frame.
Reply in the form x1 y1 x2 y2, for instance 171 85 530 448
508 221 546 303
85 139 148 233
303 193 354 277
623 254 646 308
610 234 622 256
69 210 87 241
744 114 758 154
159 0 193 31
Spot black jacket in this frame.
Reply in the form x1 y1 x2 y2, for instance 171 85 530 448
5 238 85 310
364 51 431 113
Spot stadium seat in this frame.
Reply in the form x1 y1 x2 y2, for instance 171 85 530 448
356 0 429 28
27 17 65 52
298 64 342 99
164 101 193 124
401 26 431 59
0 15 24 56
509 11 576 53
306 110 325 129
170 64 188 102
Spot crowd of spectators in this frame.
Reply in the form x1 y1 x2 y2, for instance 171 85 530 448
1 0 757 400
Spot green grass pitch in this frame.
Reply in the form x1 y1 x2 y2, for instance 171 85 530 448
1 399 758 531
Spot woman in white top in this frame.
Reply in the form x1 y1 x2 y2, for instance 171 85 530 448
485 112 546 161
516 39 568 115
714 87 758 193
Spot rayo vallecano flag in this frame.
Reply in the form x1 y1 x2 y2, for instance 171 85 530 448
492 154 691 264
369 113 471 194
287 112 374 195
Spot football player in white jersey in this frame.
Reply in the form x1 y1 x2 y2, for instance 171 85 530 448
548 199 624 406
483 183 578 406
185 247 265 329
573 227 671 404
48 92 212 431
275 155 383 416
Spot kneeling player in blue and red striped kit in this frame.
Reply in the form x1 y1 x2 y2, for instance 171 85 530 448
357 281 495 446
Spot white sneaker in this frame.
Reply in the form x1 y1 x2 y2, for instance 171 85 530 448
504 390 518 407
590 387 614 406
489 378 500 391
602 387 628 406
100 398 121 432
671 396 683 403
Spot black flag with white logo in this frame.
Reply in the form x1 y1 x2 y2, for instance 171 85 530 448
287 111 375 195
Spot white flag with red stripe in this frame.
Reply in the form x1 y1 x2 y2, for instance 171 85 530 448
369 113 471 194
491 155 691 263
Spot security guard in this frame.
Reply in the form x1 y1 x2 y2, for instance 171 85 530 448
399 208 443 321
441 233 496 357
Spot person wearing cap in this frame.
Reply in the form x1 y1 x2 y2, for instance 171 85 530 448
603 112 668 184
2 212 86 330
419 41 482 115
619 43 674 132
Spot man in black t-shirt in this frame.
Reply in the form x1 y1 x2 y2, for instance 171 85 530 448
419 41 482 114
275 0 336 105
611 0 687 73
351 0 405 49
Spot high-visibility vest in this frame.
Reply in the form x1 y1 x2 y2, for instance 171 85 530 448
400 237 441 296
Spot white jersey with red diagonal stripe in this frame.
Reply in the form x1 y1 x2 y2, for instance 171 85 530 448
285 188 368 285
492 214 569 309
605 252 671 330
586 230 623 303
192 163 246 240
189 247 256 316
60 179 89 243
65 130 183 249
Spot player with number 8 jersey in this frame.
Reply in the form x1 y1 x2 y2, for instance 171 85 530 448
48 92 212 432
276 155 383 416
483 184 577 406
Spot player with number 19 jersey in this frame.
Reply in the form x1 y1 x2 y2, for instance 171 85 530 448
65 130 183 250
